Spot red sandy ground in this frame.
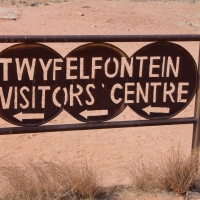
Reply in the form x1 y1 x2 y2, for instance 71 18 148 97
1 0 200 199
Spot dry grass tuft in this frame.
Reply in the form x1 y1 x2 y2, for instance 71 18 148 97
0 160 102 200
0 148 199 199
128 155 162 193
128 147 199 195
159 147 199 194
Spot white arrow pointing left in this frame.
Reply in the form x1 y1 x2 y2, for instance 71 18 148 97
13 112 44 122
80 109 108 119
142 105 170 115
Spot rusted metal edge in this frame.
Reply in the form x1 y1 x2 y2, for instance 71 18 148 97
192 42 200 150
0 117 196 135
0 35 200 43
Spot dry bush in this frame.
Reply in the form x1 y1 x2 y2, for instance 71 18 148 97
128 147 199 195
128 156 162 193
160 147 199 194
0 160 102 200
0 0 70 6
66 164 102 199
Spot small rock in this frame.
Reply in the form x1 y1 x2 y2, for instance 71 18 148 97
91 24 97 28
194 178 200 193
186 191 200 200
76 12 84 16
30 2 41 6
0 8 21 20
82 6 91 8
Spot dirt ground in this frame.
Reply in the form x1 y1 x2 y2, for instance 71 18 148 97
0 0 200 199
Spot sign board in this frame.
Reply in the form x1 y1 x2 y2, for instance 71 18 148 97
0 43 64 126
0 41 197 126
128 42 197 119
64 43 129 122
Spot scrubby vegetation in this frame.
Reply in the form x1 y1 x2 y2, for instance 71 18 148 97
0 161 103 199
0 148 198 199
128 147 199 194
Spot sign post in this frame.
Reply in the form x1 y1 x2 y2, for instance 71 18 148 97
192 42 200 151
0 34 198 158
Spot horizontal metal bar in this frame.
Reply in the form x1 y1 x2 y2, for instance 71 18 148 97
1 35 200 43
0 117 196 135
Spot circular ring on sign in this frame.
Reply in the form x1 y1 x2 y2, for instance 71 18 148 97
127 41 197 119
63 43 130 123
0 43 65 126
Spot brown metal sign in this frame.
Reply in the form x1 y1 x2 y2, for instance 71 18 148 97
0 40 197 126
128 42 197 119
0 43 64 126
1 34 200 166
64 43 129 122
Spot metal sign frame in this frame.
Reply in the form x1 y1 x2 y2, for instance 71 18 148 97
0 34 199 151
